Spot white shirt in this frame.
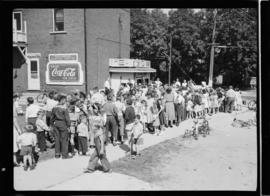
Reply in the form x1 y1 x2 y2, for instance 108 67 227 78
176 94 185 104
115 101 126 117
17 132 37 146
182 82 187 87
25 104 41 121
175 81 181 87
77 123 89 138
155 80 162 87
131 122 143 138
44 98 58 112
226 89 236 98
36 118 50 132
104 80 110 89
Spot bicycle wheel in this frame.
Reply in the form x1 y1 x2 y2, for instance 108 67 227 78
248 100 256 110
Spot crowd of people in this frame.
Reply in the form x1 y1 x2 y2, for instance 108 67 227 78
13 78 243 173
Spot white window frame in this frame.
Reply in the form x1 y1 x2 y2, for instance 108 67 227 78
51 8 66 33
29 58 39 79
13 11 23 32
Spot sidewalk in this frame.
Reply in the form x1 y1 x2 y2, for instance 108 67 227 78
14 109 253 191
14 117 194 190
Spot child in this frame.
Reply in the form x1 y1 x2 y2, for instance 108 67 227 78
139 100 148 133
68 99 80 155
124 98 136 144
157 98 166 134
36 110 50 152
115 96 126 144
186 98 194 119
151 100 160 135
84 104 112 173
235 88 242 111
129 114 144 159
13 94 24 116
77 115 89 156
17 125 37 171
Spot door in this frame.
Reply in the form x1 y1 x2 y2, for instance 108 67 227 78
27 58 40 90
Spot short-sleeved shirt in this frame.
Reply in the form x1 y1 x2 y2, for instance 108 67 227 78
36 118 50 132
18 132 37 146
131 122 143 138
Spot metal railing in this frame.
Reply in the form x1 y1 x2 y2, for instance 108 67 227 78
13 20 27 43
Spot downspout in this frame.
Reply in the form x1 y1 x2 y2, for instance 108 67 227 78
84 9 88 93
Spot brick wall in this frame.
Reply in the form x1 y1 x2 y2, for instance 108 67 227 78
85 9 130 91
13 9 130 94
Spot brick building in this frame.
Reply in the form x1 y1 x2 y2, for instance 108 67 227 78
13 9 131 93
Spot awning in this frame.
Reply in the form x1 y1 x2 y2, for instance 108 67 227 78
13 46 27 68
109 67 156 73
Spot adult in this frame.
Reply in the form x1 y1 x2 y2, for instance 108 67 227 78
13 94 22 166
102 94 119 146
155 78 162 87
114 96 126 144
163 87 176 127
174 90 185 126
175 78 181 88
44 91 58 127
225 85 236 113
104 77 111 95
50 94 72 159
182 80 187 88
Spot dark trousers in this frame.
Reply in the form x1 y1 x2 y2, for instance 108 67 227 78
53 124 69 158
105 116 118 142
87 136 111 172
37 131 47 152
46 111 52 127
78 136 88 154
175 103 181 126
226 98 235 113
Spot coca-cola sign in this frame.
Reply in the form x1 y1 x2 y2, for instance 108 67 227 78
48 63 79 82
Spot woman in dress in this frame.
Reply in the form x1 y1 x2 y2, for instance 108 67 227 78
163 87 175 127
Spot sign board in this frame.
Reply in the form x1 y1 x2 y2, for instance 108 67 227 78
46 61 84 85
109 58 151 68
27 53 41 59
49 53 78 62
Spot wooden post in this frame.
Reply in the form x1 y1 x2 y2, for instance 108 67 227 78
208 9 217 87
169 34 172 86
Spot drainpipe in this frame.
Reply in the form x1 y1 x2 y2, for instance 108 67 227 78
84 9 88 93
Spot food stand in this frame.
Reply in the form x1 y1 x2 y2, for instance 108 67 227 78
109 58 156 93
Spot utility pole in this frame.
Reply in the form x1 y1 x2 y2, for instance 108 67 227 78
169 33 172 86
208 9 218 87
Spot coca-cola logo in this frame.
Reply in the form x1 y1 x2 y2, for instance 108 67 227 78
49 64 79 82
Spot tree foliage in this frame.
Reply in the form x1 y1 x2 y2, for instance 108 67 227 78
130 8 257 87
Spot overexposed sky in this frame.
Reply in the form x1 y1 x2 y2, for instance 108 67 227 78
148 8 200 15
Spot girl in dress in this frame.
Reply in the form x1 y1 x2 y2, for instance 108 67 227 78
157 98 166 134
235 88 243 111
209 90 215 115
186 98 194 119
201 89 209 115
139 100 148 133
213 91 219 114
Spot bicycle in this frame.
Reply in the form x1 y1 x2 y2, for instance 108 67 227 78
247 99 256 111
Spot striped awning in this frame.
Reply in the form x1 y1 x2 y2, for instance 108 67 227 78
109 67 156 73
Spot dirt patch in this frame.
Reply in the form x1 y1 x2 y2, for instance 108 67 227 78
111 113 257 190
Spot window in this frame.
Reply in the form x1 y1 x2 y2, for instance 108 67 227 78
13 12 22 31
53 9 64 32
30 60 38 79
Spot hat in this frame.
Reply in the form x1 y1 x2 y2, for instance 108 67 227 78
24 124 34 132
